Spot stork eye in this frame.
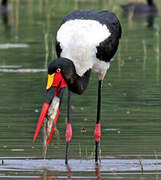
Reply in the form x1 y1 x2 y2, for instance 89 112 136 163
56 68 61 72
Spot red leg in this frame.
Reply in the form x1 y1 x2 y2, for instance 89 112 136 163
95 80 102 164
66 123 72 142
94 123 101 142
65 90 72 165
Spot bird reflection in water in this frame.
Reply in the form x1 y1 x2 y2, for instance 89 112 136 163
65 165 101 180
34 165 101 180
34 169 57 180
121 0 158 28
0 0 8 27
95 165 101 180
66 165 72 180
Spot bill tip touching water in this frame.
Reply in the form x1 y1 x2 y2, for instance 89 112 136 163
33 9 122 164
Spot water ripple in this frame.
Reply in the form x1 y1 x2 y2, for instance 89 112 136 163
0 68 47 73
0 43 29 49
0 158 161 173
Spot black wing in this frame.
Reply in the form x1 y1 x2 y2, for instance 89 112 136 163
61 9 121 37
56 10 122 62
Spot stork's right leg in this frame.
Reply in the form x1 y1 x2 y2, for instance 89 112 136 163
65 90 72 165
94 80 102 164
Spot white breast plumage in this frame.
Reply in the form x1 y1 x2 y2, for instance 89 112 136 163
57 19 111 77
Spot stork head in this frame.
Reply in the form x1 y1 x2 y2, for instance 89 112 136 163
34 58 90 143
48 58 91 95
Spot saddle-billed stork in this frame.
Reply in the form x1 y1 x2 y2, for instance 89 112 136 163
33 9 122 164
0 0 8 25
121 0 157 17
0 0 7 9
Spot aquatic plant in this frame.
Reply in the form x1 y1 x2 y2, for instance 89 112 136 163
44 32 49 70
142 40 147 71
139 159 144 174
78 142 101 161
155 19 160 83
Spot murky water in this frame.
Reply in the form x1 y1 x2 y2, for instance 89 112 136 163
1 158 161 179
0 0 161 179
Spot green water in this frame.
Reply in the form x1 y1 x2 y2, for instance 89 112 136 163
0 0 161 179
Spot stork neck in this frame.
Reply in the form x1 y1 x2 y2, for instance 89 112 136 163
66 69 91 95
59 58 91 95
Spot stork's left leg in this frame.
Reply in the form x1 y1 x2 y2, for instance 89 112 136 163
65 90 72 165
94 80 102 164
